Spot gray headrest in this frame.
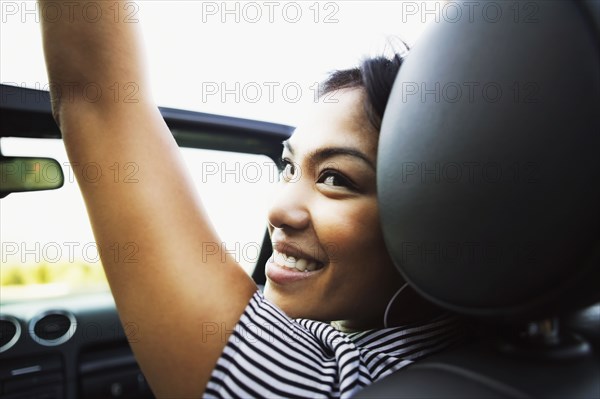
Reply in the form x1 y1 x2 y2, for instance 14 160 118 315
378 1 600 321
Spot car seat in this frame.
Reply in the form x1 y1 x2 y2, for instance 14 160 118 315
357 1 600 397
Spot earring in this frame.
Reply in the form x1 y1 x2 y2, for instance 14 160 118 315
383 282 409 328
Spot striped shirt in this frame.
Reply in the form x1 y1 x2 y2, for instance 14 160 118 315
205 291 464 398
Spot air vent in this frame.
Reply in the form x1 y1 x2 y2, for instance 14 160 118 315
0 315 21 353
29 311 76 346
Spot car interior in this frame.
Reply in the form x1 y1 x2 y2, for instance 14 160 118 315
1 1 599 398
0 82 292 398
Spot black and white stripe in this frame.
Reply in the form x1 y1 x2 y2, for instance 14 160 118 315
205 291 464 398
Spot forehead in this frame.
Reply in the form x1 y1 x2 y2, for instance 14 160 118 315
286 88 377 157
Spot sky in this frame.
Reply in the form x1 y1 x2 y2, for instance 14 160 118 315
1 1 434 125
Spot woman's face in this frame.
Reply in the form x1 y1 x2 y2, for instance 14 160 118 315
264 88 404 331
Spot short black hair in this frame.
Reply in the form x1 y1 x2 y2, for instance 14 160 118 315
320 52 407 133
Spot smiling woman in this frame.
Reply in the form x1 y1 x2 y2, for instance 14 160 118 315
265 87 403 330
201 57 465 398
33 1 464 397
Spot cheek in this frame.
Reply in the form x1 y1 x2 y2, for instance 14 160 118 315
315 199 385 262
318 199 398 288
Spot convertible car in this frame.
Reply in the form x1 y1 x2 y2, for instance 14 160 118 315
1 1 599 398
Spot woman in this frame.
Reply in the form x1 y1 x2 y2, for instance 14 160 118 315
39 1 464 397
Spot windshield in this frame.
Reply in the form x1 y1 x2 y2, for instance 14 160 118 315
1 138 277 303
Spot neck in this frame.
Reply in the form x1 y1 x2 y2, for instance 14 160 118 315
330 318 383 333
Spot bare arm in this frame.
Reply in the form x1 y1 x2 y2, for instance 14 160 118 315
38 1 256 396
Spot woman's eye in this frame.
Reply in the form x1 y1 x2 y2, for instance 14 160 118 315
280 158 296 181
317 171 353 188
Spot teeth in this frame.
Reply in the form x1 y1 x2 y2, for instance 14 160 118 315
295 259 307 272
274 250 296 269
273 250 320 272
273 251 287 266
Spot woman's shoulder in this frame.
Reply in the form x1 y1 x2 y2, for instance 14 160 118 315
204 290 467 398
233 290 466 363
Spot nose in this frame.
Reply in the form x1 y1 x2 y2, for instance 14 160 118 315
267 179 311 231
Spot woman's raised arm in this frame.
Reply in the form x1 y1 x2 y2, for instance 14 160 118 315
38 1 256 396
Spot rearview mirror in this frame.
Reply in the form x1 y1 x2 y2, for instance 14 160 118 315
0 157 64 198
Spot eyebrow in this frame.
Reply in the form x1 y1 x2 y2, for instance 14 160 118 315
282 140 375 170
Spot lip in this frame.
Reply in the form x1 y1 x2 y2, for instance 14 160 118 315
271 241 325 265
265 256 324 285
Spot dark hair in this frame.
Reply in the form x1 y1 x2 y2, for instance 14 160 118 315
320 52 406 133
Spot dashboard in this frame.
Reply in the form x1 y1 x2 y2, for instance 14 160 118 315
1 293 153 399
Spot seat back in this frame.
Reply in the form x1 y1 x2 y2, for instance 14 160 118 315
358 1 600 397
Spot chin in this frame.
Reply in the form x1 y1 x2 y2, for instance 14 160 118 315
264 285 311 319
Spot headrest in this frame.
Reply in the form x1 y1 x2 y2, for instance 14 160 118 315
378 1 600 322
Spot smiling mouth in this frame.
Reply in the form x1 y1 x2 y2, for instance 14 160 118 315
272 249 325 272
